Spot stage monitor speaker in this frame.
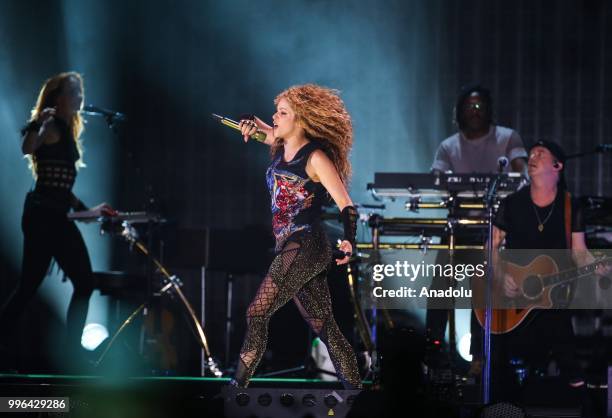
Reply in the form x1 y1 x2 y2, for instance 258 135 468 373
221 386 360 418
480 402 526 418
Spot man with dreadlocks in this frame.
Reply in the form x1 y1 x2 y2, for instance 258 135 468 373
426 85 528 377
230 84 362 389
432 84 527 174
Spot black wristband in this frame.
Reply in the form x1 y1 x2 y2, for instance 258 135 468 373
71 197 88 212
75 200 88 212
340 205 358 251
21 120 42 136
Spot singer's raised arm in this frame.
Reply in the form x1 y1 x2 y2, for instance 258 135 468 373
239 116 275 146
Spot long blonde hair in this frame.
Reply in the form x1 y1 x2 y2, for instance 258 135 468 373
26 71 85 177
272 84 353 183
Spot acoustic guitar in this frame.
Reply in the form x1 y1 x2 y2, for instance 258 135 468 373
474 254 611 334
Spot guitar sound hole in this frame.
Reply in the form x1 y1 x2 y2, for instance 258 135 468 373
522 276 543 299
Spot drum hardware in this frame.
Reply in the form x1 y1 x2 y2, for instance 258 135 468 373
72 213 222 377
419 234 433 253
361 172 519 397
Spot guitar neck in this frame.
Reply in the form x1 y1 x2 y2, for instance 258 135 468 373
543 257 611 288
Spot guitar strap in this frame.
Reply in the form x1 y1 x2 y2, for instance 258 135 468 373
564 191 572 249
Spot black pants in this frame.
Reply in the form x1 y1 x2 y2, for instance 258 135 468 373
0 198 93 352
233 226 362 388
490 309 576 403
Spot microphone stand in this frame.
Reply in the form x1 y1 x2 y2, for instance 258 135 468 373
93 221 222 377
81 110 125 135
105 114 122 135
86 108 171 368
481 172 503 404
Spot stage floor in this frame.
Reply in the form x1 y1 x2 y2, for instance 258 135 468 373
0 373 371 418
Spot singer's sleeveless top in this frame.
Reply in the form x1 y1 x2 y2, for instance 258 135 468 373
266 142 327 251
29 118 80 213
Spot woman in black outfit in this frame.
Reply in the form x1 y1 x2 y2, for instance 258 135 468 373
230 84 362 389
0 72 114 365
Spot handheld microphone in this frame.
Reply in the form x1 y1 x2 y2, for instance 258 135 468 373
497 156 509 173
332 249 352 260
212 113 267 143
82 105 126 121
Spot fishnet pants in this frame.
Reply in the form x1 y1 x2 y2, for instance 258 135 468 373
233 228 362 389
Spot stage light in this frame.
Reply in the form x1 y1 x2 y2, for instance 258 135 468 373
279 393 294 407
235 392 249 407
458 332 472 362
81 323 109 351
324 394 338 408
257 393 272 406
302 394 316 407
223 388 360 417
57 0 119 344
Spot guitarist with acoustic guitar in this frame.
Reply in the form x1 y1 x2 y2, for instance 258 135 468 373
483 140 610 402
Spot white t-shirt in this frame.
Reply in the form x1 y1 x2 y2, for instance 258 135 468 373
431 125 527 173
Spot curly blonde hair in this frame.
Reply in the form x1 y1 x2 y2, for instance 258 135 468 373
272 84 353 183
26 72 85 177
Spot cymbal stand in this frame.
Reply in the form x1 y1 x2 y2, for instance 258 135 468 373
94 220 222 377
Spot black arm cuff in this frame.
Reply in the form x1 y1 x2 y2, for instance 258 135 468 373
75 200 88 212
71 194 88 212
21 120 42 136
340 205 358 251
